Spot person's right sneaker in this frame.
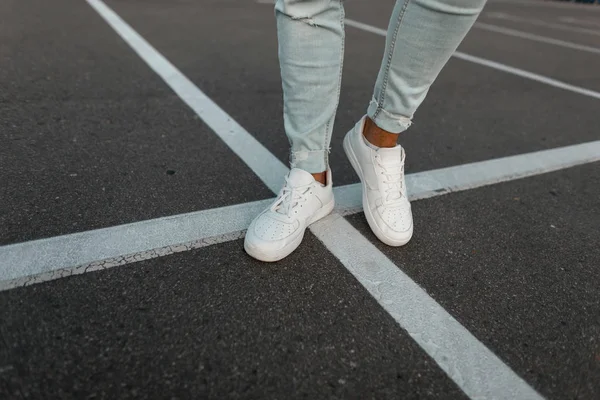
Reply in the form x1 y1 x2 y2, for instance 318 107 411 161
244 168 335 262
343 116 413 246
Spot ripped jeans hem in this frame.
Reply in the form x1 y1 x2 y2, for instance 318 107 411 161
367 98 412 134
289 149 329 173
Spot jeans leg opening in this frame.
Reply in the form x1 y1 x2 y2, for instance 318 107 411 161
368 98 412 134
290 149 329 173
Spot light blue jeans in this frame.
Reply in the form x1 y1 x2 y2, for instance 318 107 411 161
275 0 487 173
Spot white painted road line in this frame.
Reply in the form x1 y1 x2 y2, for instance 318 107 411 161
559 16 600 29
486 12 600 37
403 140 600 201
345 19 600 101
86 0 288 194
452 52 600 100
486 0 600 12
310 215 544 400
474 22 600 55
3 139 599 291
0 199 271 290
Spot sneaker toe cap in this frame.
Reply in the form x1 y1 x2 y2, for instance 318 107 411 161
373 204 413 244
245 212 300 250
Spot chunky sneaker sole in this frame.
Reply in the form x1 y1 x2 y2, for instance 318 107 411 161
343 121 413 247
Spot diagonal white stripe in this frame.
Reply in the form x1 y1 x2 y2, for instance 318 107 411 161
486 12 600 37
311 215 544 399
86 0 288 194
559 16 600 29
344 18 600 100
474 22 600 55
487 0 600 11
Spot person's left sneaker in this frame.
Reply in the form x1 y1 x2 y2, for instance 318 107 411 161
244 168 335 262
343 116 413 246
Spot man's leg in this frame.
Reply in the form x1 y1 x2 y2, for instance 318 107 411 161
367 0 487 142
275 0 345 183
344 0 487 247
244 0 343 261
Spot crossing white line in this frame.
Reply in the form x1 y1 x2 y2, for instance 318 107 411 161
486 11 600 37
344 19 600 100
311 215 543 400
0 199 270 290
3 140 599 291
474 21 600 55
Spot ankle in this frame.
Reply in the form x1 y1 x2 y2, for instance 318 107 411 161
363 117 398 148
311 171 327 185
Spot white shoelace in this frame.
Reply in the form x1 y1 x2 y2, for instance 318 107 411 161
271 176 311 217
377 159 405 204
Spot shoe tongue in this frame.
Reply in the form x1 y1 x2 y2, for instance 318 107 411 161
377 146 403 166
287 168 316 187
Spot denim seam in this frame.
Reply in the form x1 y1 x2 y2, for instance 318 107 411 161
373 0 411 120
323 0 345 170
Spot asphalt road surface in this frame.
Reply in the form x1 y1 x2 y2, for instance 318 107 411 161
1 0 599 399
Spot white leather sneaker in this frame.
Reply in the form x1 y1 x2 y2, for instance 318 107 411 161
244 168 335 262
343 116 413 246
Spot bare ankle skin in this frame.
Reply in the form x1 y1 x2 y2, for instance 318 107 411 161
363 117 399 148
311 171 327 185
